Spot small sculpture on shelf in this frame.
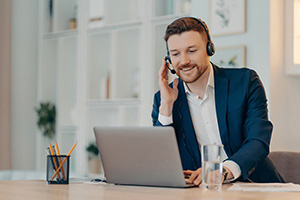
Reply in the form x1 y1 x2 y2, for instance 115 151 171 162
35 101 56 139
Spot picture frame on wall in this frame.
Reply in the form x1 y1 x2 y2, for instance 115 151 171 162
211 45 246 68
209 0 246 36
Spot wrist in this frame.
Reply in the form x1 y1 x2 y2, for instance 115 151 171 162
159 103 173 117
222 166 234 182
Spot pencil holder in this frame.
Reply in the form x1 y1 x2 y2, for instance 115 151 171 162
46 155 70 184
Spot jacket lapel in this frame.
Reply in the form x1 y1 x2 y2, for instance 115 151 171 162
213 64 232 156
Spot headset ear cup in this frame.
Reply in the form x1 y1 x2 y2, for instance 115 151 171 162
207 41 215 56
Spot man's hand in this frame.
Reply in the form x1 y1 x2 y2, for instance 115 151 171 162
184 168 203 187
223 166 234 182
183 167 234 187
158 58 179 117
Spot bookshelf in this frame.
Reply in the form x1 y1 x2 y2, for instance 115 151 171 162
37 0 192 176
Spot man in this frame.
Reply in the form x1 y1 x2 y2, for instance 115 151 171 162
151 17 283 186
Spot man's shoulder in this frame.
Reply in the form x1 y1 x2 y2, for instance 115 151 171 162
219 67 255 76
214 66 258 82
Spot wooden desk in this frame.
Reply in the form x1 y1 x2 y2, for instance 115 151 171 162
0 180 299 200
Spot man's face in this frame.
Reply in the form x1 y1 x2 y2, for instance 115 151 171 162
167 31 210 83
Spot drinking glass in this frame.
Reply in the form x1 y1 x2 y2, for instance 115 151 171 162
201 144 223 191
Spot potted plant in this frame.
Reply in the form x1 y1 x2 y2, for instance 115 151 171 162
35 102 56 139
86 142 102 174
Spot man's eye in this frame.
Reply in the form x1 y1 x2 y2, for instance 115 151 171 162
189 50 196 53
172 53 179 56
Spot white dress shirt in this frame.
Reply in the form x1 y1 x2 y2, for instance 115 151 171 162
158 64 241 181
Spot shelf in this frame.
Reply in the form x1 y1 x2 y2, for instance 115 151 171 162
43 29 78 40
103 0 140 25
86 99 140 108
152 14 182 24
58 125 78 132
38 0 188 175
88 20 142 34
154 0 175 17
42 0 78 34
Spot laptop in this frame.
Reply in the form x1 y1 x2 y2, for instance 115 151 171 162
93 126 195 188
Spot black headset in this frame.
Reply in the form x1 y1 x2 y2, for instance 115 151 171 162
165 17 215 74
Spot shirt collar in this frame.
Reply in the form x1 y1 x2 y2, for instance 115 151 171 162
183 63 215 95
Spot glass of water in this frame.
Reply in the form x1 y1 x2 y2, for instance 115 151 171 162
201 144 223 191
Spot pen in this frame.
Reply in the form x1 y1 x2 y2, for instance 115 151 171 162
55 141 66 180
52 146 60 172
49 142 61 180
46 147 57 174
51 142 77 181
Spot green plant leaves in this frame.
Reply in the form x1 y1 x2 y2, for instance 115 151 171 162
35 102 56 139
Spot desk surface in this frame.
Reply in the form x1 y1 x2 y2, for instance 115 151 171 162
0 180 299 200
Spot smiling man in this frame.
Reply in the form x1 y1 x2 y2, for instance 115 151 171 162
151 17 284 186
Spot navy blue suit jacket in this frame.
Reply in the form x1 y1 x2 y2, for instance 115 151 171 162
152 64 284 183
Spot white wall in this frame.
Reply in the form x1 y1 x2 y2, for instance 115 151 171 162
11 0 38 170
191 0 270 97
269 0 300 152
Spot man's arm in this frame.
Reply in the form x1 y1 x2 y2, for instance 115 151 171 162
227 70 272 180
152 58 179 126
152 91 163 126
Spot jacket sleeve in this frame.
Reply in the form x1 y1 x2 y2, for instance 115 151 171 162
151 91 163 126
228 70 273 180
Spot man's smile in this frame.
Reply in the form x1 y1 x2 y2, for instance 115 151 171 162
180 66 196 71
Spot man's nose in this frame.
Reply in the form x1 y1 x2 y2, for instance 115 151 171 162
180 53 191 66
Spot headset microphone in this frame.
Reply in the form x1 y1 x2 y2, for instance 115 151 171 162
164 56 176 74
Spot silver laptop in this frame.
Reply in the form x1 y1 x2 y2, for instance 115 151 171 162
93 126 194 188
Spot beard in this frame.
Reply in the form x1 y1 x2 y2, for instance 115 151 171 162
176 63 209 84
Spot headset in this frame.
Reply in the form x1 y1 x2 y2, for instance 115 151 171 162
165 17 215 74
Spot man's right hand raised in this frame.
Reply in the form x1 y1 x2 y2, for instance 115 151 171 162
158 58 179 117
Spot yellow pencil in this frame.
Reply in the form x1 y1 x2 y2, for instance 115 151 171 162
49 142 61 180
51 142 77 181
55 141 66 180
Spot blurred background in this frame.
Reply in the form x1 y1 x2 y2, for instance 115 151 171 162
0 0 299 179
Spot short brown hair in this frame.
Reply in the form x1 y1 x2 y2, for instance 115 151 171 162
164 17 209 43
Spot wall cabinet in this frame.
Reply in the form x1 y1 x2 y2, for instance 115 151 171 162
37 0 191 175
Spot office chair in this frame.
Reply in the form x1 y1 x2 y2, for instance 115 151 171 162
268 151 300 184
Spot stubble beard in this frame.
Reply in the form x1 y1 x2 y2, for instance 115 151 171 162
178 65 208 84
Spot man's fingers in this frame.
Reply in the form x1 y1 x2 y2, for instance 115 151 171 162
159 58 169 78
173 78 179 89
186 168 202 185
194 174 202 186
199 182 203 188
183 170 193 179
188 171 199 184
183 170 193 175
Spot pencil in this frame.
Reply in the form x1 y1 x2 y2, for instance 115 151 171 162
51 142 77 181
49 142 61 180
55 141 66 180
